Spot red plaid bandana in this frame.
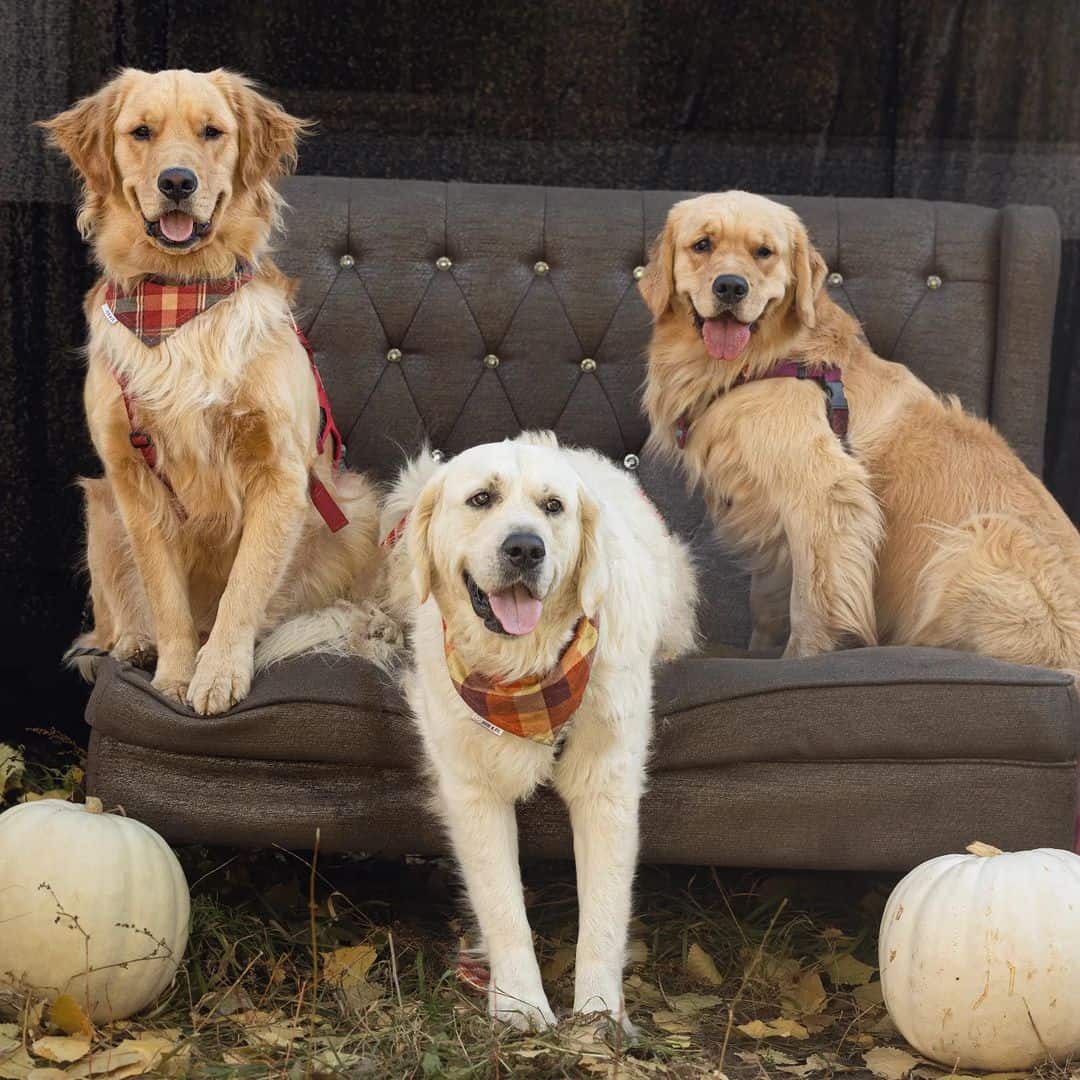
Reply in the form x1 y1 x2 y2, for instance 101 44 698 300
444 616 600 745
103 265 254 347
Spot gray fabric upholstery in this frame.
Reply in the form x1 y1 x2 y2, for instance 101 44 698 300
86 647 1078 870
273 179 1061 644
85 180 1073 869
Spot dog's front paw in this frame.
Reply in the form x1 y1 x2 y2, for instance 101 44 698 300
573 973 634 1038
490 983 557 1032
348 600 404 647
112 633 156 669
186 644 253 715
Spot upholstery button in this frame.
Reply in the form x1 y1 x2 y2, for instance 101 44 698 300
431 449 445 462
435 255 453 271
827 271 844 286
926 274 942 290
386 348 402 363
483 353 500 369
580 357 597 373
339 253 355 268
632 265 646 280
623 453 640 471
533 260 550 275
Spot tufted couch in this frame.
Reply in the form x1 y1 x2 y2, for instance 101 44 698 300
84 179 1077 871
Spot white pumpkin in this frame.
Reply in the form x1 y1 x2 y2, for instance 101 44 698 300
879 841 1080 1070
0 797 189 1022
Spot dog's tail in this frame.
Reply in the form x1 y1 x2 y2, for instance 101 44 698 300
253 599 402 672
63 635 110 684
911 513 1080 673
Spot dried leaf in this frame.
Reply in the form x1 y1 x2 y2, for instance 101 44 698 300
737 1017 810 1040
47 997 92 1039
780 972 828 1016
19 792 69 804
624 976 664 1006
738 1048 800 1066
853 981 885 1007
863 1047 922 1080
29 1037 90 1063
823 953 876 987
651 1011 698 1035
626 939 648 965
231 1010 304 1049
27 1070 67 1080
541 945 576 981
686 944 723 986
0 1046 35 1080
669 993 722 1016
778 1052 855 1076
322 944 377 987
62 1048 145 1079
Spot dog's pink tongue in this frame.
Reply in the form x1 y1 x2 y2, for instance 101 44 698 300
488 583 543 636
702 315 751 361
160 211 194 242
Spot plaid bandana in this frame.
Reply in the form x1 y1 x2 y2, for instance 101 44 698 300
444 616 600 745
103 265 254 347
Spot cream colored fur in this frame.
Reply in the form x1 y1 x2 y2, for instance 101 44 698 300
45 69 389 714
641 190 1080 671
382 433 698 1031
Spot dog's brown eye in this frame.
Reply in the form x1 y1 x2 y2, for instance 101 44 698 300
202 126 223 140
542 497 563 515
755 245 773 259
692 237 712 254
131 125 152 141
467 491 492 509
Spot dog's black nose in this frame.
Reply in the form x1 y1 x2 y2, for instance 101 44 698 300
157 167 198 201
501 532 546 570
712 274 749 303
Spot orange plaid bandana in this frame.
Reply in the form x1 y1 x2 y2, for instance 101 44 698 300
103 265 254 346
444 616 600 745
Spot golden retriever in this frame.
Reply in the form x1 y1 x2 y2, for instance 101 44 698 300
42 69 391 715
376 433 697 1030
640 190 1080 670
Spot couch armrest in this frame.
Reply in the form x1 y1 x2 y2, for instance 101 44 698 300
994 205 1061 475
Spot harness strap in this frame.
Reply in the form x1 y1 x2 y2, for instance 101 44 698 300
112 321 350 533
675 361 849 450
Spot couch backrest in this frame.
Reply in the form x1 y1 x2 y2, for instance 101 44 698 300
275 178 1061 646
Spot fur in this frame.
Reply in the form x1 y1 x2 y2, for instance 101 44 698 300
641 190 1080 672
44 69 391 714
383 432 698 1031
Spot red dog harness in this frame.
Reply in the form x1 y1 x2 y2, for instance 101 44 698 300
676 361 849 450
104 272 348 533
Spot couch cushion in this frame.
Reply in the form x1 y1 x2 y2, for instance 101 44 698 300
87 647 1077 771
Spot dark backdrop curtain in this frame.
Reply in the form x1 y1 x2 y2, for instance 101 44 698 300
3 0 1078 735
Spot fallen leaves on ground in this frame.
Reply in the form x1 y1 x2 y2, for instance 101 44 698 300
738 1017 811 1040
863 1046 922 1079
46 1000 92 1041
686 943 723 986
28 1039 90 1065
822 953 877 987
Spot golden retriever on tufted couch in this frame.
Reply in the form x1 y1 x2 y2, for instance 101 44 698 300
42 69 391 715
640 190 1080 672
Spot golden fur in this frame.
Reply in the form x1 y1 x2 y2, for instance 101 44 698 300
43 69 389 714
641 190 1080 671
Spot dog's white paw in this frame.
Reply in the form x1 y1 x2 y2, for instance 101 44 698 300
490 982 557 1032
573 973 634 1038
186 643 253 715
348 600 403 647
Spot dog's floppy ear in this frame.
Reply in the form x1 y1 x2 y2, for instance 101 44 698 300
575 487 609 618
638 214 677 320
38 73 128 203
792 219 827 329
407 472 445 606
212 70 311 193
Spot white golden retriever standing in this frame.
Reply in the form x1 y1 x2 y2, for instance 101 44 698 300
381 433 698 1031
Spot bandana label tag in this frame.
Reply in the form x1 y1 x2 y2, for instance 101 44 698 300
101 303 118 325
470 715 505 737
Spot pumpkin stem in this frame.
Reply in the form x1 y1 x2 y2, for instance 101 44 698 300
966 840 1004 857
84 796 104 815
